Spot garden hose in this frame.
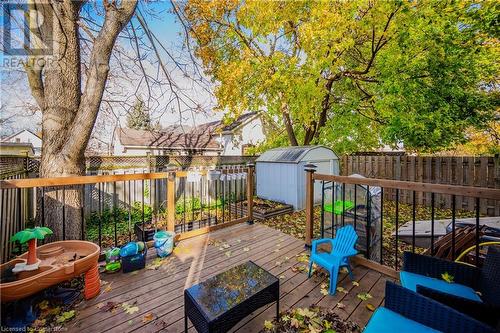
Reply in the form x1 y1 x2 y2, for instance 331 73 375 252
454 241 500 265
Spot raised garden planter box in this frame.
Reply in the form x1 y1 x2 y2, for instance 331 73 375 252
230 199 293 221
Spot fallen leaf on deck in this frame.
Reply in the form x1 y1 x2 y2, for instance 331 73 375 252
32 319 46 327
146 258 165 270
122 302 140 315
142 313 154 323
48 306 61 316
99 301 119 313
352 281 359 287
264 320 274 330
279 274 286 279
357 292 373 301
336 287 348 294
225 251 232 257
103 283 113 293
243 247 250 252
336 302 346 309
366 303 376 312
38 300 49 310
320 288 329 296
56 310 75 323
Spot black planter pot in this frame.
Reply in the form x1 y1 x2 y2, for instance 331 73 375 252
134 222 156 242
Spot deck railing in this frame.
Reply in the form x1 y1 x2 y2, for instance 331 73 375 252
305 165 500 271
0 165 254 263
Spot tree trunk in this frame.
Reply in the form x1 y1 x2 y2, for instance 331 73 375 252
26 0 138 241
280 100 298 146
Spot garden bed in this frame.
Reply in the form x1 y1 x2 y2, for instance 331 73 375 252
230 197 294 220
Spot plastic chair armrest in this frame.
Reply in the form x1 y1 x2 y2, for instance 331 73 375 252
312 238 334 254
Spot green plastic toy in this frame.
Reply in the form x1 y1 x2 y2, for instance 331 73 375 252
104 247 121 273
324 200 355 215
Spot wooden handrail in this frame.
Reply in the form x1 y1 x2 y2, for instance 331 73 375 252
313 174 500 201
0 172 170 189
0 167 250 189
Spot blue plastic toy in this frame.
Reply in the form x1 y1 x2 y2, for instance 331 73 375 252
119 241 145 257
308 224 358 295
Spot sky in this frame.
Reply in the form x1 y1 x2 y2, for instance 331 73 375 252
0 1 220 139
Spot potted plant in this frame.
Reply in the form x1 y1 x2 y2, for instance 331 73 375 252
10 227 53 272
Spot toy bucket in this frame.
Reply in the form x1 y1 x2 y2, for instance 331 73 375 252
153 231 175 257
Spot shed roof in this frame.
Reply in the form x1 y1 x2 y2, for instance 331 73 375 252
256 145 338 163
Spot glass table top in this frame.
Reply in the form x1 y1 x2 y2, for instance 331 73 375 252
185 261 278 320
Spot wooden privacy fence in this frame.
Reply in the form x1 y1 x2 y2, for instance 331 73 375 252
341 155 500 216
0 166 254 263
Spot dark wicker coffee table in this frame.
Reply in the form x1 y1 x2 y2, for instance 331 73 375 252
184 261 280 332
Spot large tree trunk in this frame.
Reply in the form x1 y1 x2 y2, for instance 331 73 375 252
27 0 138 241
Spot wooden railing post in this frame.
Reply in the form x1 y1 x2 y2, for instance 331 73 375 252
167 172 176 233
304 164 317 248
246 163 255 224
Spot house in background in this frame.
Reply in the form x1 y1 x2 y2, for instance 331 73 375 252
1 130 41 156
112 112 265 156
0 142 35 156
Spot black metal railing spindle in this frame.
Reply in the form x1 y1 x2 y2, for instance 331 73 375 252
98 182 102 248
412 190 416 253
354 185 357 232
331 181 335 237
341 183 346 226
395 188 400 270
431 192 435 255
366 185 371 259
380 187 384 264
320 181 325 238
41 187 45 227
451 194 456 260
128 178 132 242
113 180 117 247
475 197 480 265
142 179 145 241
62 187 66 241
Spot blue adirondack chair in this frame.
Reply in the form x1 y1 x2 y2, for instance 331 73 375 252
308 224 358 295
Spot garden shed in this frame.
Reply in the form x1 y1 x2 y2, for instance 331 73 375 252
256 145 339 210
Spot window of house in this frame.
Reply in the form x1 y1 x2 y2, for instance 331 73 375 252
242 144 255 155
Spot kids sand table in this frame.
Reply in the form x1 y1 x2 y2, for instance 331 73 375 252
0 240 100 302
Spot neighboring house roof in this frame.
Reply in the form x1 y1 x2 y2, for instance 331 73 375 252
0 142 35 155
117 126 220 151
117 112 259 151
220 111 258 132
1 129 41 142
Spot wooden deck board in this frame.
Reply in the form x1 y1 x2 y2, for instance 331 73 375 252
69 223 394 333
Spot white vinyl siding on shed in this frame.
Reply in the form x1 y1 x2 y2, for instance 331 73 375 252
256 146 339 210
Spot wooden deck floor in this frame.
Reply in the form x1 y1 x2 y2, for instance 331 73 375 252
70 223 394 333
